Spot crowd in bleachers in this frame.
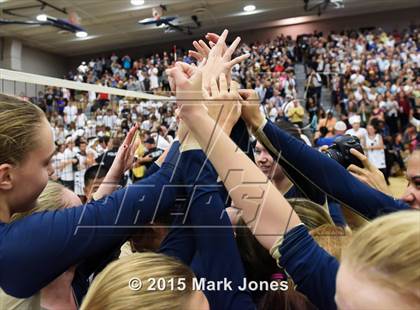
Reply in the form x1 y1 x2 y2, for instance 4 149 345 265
1 25 419 310
30 26 418 196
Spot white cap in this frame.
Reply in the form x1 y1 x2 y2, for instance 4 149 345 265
334 121 347 131
349 115 361 125
65 137 74 144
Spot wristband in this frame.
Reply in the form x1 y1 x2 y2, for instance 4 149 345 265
92 191 101 201
180 135 201 152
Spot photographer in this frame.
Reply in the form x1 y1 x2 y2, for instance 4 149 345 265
136 137 164 171
171 29 419 310
306 67 322 106
363 124 388 185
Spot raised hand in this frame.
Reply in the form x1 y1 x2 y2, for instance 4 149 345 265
107 124 140 179
238 89 265 131
203 73 242 134
200 29 249 89
166 61 198 92
188 40 211 62
92 124 140 200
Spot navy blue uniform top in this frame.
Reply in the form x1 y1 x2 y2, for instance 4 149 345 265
0 142 182 299
259 118 411 309
277 224 339 310
157 149 255 309
256 119 410 219
179 149 255 310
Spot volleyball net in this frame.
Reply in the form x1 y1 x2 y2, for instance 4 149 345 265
0 68 177 198
0 68 169 103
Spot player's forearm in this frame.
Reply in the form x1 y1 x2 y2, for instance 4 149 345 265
183 109 301 249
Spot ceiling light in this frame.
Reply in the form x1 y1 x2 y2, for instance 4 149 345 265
243 5 256 12
131 0 145 5
36 14 48 22
75 31 88 38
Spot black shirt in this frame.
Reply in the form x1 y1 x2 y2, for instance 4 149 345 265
96 147 118 170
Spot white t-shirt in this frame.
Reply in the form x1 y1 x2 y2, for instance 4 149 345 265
150 75 159 90
52 152 64 180
350 74 365 85
61 148 76 181
141 120 152 131
63 106 78 125
62 88 71 100
269 107 278 122
86 125 96 139
88 91 96 103
76 114 87 129
103 115 118 129
380 100 399 117
365 134 386 169
154 134 171 150
346 127 367 141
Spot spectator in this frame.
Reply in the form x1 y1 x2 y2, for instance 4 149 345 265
364 124 388 184
60 138 77 190
346 115 367 142
287 100 305 128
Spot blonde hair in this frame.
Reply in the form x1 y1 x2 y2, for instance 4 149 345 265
11 181 66 221
342 211 420 301
288 198 335 230
0 93 46 165
310 224 351 261
81 252 195 310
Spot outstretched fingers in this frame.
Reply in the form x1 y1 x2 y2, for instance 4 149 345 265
224 36 241 60
211 29 228 57
188 50 203 61
227 53 250 67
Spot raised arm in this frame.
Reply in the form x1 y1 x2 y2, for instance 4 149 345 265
174 30 301 249
179 148 255 309
0 142 182 298
240 99 408 219
176 63 335 310
239 90 326 205
174 30 341 309
90 124 139 200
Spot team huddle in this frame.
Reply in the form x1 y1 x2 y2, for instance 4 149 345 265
0 28 419 310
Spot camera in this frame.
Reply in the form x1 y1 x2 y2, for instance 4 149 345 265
325 135 364 168
149 149 164 161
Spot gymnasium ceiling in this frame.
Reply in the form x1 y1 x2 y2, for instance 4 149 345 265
0 0 419 56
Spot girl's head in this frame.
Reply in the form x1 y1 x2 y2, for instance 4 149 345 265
10 181 81 308
11 181 81 221
0 94 54 219
309 224 350 261
366 124 376 135
81 252 209 310
336 211 420 309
